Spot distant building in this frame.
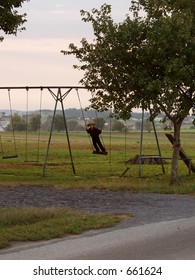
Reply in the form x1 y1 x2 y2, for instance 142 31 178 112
0 120 9 132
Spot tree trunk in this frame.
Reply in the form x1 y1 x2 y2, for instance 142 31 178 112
170 120 182 185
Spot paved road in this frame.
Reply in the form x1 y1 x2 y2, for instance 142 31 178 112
0 216 195 260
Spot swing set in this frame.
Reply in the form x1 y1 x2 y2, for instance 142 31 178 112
0 86 193 178
121 109 165 177
0 86 110 176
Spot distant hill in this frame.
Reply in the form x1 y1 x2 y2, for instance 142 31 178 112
0 108 194 123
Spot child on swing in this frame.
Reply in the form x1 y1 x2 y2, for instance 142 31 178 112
86 121 107 154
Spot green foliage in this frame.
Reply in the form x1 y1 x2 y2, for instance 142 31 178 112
0 0 29 42
54 114 64 132
6 113 26 131
63 1 195 120
62 0 195 184
112 120 125 131
29 114 41 132
135 119 153 132
93 117 106 129
67 120 85 131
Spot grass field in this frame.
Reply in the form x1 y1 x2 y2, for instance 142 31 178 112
0 129 195 193
0 208 130 249
0 129 195 249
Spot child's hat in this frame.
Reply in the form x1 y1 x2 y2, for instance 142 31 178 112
87 120 95 126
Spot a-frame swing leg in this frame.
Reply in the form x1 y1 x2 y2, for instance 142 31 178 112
120 167 130 177
42 91 58 176
152 117 165 174
138 109 144 177
42 88 76 176
60 89 76 175
138 109 165 177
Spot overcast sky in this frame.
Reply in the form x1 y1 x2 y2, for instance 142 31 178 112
0 0 131 110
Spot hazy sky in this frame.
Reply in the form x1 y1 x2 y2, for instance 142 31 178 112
0 0 131 109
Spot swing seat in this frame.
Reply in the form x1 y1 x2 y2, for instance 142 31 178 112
93 151 108 155
3 155 18 159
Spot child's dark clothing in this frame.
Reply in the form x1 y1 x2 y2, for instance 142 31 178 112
86 127 106 152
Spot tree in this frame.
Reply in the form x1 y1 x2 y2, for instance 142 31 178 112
135 119 152 132
144 119 153 133
68 120 79 131
62 1 195 184
41 115 52 131
112 120 125 131
29 114 41 132
54 114 64 132
0 0 28 42
93 117 105 129
6 113 26 131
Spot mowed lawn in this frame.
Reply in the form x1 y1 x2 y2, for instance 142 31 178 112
0 130 195 193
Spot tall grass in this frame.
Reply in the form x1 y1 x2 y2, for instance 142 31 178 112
0 207 130 249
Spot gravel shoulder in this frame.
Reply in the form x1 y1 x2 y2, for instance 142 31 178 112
0 186 195 228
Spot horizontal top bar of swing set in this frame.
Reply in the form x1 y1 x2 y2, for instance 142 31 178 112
0 86 87 90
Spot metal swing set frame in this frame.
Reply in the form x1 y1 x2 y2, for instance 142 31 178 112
0 86 91 176
3 86 190 178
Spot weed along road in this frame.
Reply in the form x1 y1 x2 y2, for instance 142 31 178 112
0 217 195 259
0 188 195 259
